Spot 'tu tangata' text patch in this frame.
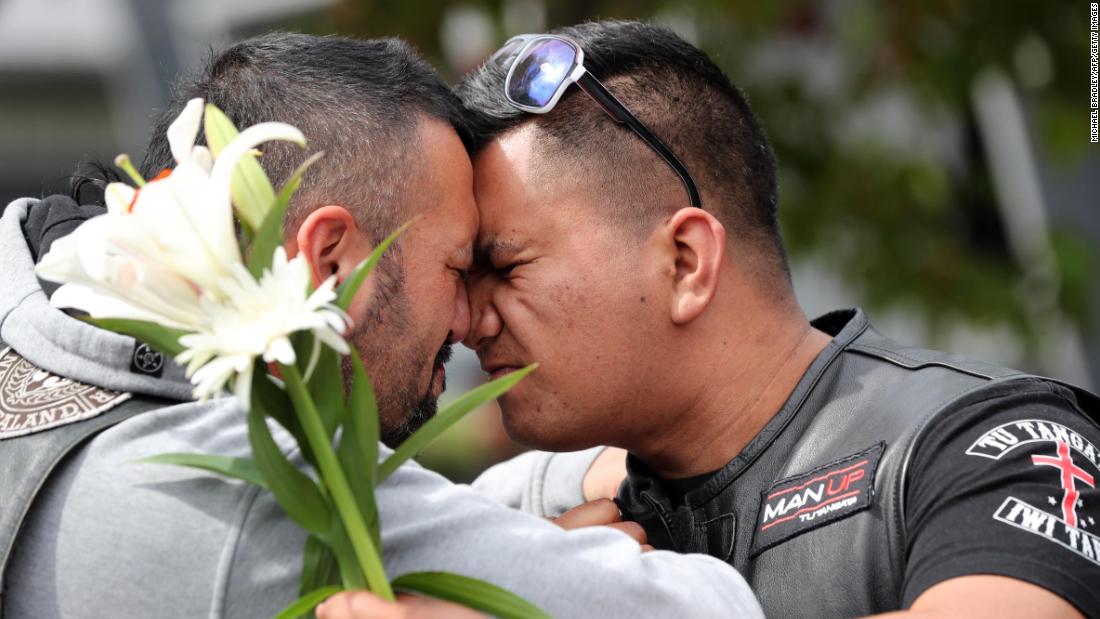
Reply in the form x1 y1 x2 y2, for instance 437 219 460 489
751 443 885 555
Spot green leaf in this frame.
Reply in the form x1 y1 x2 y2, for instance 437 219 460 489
253 368 295 435
345 351 379 481
335 218 417 311
393 572 551 619
290 331 314 376
307 343 343 439
82 317 188 357
203 103 277 231
248 387 331 537
273 586 341 619
281 362 391 599
253 365 317 469
247 151 325 280
328 510 368 590
300 535 341 598
135 453 266 489
336 350 381 549
379 364 537 481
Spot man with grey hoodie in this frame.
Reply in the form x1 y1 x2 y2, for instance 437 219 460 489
0 33 763 618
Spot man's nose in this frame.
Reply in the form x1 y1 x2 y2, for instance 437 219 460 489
463 275 502 349
448 279 471 344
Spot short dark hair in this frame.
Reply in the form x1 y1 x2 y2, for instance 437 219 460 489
140 32 469 242
457 20 788 276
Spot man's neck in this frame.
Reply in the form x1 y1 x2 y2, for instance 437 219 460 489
633 314 832 480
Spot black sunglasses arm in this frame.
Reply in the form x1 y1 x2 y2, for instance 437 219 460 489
576 71 703 208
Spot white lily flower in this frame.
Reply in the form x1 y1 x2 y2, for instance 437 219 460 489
36 212 211 328
35 98 345 402
177 247 350 403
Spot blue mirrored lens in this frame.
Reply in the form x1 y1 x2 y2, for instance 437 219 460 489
507 39 577 108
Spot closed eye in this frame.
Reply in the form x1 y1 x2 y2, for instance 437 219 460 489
496 258 535 277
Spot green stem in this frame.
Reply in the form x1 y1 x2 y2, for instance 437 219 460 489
280 363 394 600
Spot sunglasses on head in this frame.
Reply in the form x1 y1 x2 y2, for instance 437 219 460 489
491 33 703 209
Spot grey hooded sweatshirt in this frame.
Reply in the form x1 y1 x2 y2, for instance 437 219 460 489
0 198 763 619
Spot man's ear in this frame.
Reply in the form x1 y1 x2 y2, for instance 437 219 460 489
294 205 371 287
661 207 726 325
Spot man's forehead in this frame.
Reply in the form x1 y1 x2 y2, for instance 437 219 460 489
472 125 600 261
472 128 533 246
473 126 538 199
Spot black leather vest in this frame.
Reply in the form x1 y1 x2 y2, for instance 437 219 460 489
617 309 1100 617
0 338 169 617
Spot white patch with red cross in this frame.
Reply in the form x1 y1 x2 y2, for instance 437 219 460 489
967 420 1100 566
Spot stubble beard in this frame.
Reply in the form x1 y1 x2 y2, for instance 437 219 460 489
340 258 450 448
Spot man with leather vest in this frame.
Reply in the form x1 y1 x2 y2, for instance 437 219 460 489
455 19 1100 618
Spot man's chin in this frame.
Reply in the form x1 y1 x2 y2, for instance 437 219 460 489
380 390 439 448
378 355 449 448
500 404 593 452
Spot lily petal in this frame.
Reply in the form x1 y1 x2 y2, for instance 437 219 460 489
49 283 183 326
189 145 214 174
263 336 297 366
233 362 254 406
209 122 306 226
168 98 204 165
105 183 137 215
313 326 349 355
35 229 88 283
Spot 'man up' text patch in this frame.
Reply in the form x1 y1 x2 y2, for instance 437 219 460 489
751 443 885 555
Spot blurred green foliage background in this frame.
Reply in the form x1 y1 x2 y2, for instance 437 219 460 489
274 0 1100 478
287 0 1096 347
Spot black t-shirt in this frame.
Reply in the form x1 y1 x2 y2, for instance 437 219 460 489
660 469 719 507
643 378 1100 614
902 378 1100 614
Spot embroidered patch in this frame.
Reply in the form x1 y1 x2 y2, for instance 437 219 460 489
751 442 885 555
966 419 1099 468
994 496 1100 567
0 347 131 439
971 425 1100 562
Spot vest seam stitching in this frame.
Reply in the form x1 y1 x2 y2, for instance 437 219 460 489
641 490 678 550
847 343 1009 381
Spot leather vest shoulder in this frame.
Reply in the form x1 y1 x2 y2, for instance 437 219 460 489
618 310 1100 617
748 326 1029 616
0 341 169 616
